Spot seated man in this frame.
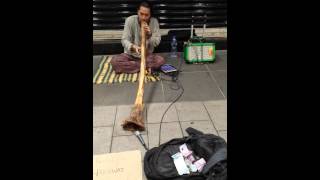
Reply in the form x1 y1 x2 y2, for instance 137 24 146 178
111 1 165 74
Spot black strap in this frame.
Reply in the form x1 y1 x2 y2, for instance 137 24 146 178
186 127 204 136
202 148 227 174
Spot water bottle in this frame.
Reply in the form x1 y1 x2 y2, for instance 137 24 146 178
170 35 177 58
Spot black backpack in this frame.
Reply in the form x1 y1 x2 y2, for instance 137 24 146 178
144 127 227 180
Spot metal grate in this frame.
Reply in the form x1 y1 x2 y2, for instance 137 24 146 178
93 0 227 30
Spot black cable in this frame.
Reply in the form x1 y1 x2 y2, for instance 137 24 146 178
158 52 184 146
158 80 184 146
161 75 180 90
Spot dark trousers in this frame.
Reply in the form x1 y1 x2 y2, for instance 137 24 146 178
110 53 165 74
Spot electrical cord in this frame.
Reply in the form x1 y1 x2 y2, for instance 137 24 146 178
158 52 184 146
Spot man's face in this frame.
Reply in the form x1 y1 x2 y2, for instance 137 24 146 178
138 6 151 23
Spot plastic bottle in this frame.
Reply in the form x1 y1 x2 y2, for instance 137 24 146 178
170 35 178 58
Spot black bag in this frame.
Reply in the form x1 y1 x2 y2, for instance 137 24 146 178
144 127 227 180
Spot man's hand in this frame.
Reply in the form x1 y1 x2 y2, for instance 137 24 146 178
131 44 141 55
143 22 152 38
147 67 152 75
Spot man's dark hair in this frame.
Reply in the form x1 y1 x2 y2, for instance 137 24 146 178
137 1 152 14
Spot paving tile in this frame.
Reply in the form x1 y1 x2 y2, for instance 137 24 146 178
180 63 209 72
93 127 113 155
93 106 116 127
146 102 179 123
206 50 227 71
93 85 106 106
147 122 183 149
203 100 227 131
143 81 165 103
210 70 227 97
219 131 227 142
162 72 225 102
175 101 210 121
180 120 218 136
111 135 148 160
93 83 138 106
113 105 147 136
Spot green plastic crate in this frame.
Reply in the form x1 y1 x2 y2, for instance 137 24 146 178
183 42 216 63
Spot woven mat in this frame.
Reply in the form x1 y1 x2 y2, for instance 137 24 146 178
93 55 160 84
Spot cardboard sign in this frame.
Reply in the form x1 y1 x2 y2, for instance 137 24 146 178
93 150 142 180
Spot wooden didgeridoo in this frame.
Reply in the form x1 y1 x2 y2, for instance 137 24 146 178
122 21 147 131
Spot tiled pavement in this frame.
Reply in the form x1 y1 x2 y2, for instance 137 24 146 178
93 100 227 156
93 51 227 179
